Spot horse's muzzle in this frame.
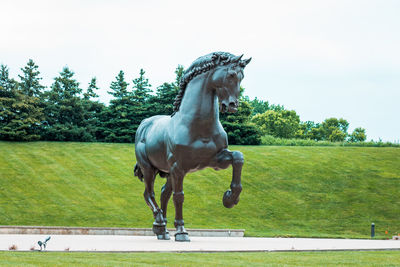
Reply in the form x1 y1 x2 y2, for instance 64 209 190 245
221 102 238 113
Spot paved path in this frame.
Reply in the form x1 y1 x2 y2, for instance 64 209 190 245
1 235 400 252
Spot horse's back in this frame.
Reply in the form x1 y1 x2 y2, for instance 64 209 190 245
135 115 171 173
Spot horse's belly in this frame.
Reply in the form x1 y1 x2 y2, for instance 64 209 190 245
175 139 220 172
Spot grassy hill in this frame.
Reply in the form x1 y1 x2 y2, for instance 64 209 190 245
0 141 399 238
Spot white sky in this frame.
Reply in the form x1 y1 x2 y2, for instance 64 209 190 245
1 0 399 142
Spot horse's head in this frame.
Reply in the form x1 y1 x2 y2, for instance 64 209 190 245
211 55 252 113
171 52 252 117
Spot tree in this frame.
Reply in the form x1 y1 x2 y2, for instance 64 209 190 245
252 109 300 139
130 68 153 133
249 97 270 116
152 82 177 115
102 70 135 143
82 77 105 141
108 71 129 98
249 97 285 116
132 69 152 103
0 65 16 92
173 65 185 89
349 127 366 142
18 59 45 97
305 123 324 141
220 87 261 145
0 64 44 141
42 67 95 141
150 65 183 116
321 118 349 142
84 77 99 100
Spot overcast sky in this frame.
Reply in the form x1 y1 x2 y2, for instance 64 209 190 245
1 0 399 142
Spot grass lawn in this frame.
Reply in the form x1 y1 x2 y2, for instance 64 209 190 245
1 251 400 266
0 141 399 238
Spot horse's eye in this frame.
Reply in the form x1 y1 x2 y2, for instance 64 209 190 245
228 71 236 78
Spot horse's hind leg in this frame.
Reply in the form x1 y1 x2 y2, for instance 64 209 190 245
157 176 172 240
142 168 166 237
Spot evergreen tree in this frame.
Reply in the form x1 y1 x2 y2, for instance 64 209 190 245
0 65 16 92
84 77 99 100
0 64 44 141
173 65 184 90
132 69 152 103
151 65 184 115
18 59 45 97
152 82 177 115
130 68 152 134
0 65 17 139
43 67 95 141
108 71 129 98
102 70 135 142
82 77 105 141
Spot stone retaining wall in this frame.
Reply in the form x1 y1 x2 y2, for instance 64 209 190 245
0 226 244 237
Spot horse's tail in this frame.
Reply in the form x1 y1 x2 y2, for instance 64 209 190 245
134 163 144 182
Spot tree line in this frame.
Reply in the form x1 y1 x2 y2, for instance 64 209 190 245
0 59 366 145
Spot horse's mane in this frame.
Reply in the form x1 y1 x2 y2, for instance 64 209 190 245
171 52 246 116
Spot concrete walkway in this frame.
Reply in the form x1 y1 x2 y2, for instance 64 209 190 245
1 235 400 252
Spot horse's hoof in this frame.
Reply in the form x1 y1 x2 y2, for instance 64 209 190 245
157 230 170 240
175 233 190 242
223 190 239 208
153 223 166 236
157 233 170 240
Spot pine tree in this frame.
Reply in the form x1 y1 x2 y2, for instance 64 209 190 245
43 67 94 141
130 68 152 134
102 70 135 142
173 65 184 90
131 69 151 103
82 77 105 141
0 65 16 92
153 82 176 115
151 65 183 115
108 71 129 98
18 59 45 97
0 64 44 141
0 65 18 139
84 77 99 100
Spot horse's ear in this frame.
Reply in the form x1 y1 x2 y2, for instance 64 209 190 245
232 54 243 63
241 57 252 67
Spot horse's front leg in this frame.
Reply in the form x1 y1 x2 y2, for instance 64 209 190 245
211 149 244 208
170 162 190 242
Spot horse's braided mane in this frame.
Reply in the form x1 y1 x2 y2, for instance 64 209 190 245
171 52 245 117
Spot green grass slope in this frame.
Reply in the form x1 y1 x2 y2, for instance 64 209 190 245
0 142 399 238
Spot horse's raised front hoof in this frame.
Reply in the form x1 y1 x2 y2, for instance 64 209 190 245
152 222 166 236
157 230 170 240
223 190 240 208
175 233 190 242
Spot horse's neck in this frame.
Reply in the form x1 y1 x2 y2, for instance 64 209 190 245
176 73 219 134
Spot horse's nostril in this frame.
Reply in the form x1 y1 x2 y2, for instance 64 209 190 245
229 102 236 108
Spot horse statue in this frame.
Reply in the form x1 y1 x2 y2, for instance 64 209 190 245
134 52 251 242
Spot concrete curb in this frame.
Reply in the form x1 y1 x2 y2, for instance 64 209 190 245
0 226 244 237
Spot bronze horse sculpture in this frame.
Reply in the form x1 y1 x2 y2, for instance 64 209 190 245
134 52 251 241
